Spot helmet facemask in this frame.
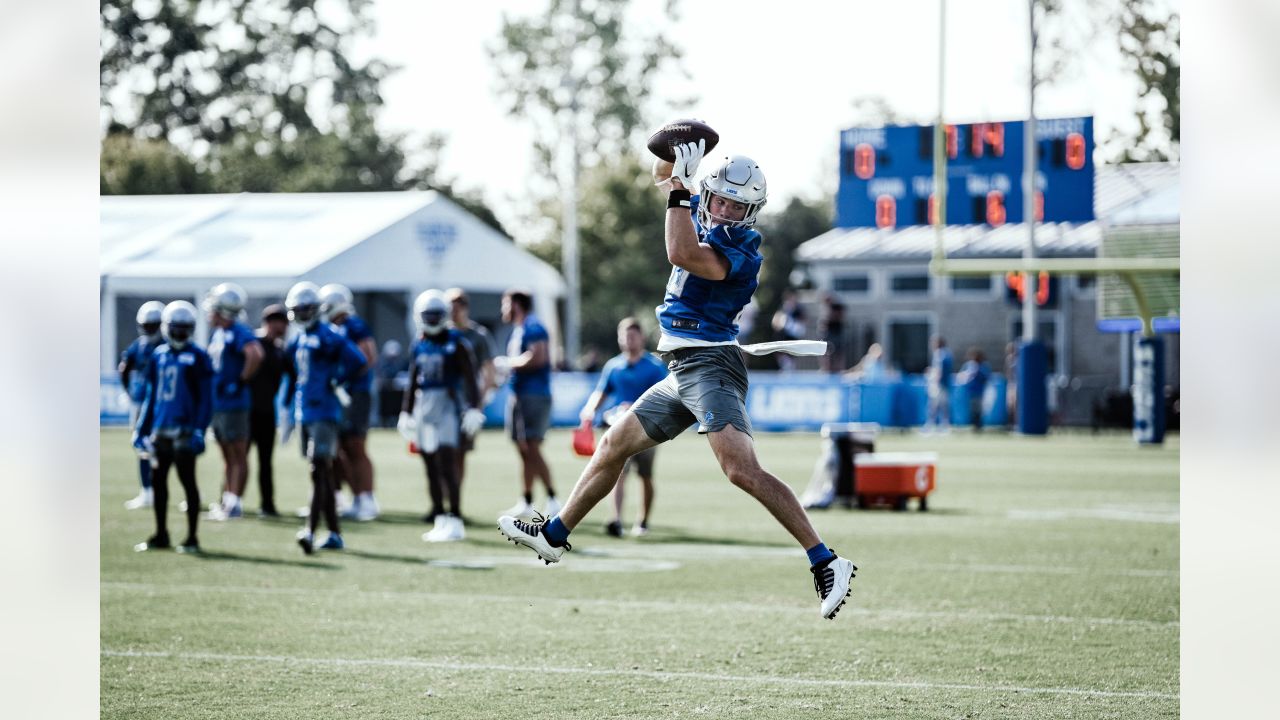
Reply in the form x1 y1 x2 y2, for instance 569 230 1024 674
697 155 767 229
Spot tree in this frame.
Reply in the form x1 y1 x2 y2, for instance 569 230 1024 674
1111 1 1179 161
100 134 208 195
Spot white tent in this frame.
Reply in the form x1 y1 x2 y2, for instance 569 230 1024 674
100 191 565 374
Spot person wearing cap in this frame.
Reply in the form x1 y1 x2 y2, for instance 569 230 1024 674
249 303 290 516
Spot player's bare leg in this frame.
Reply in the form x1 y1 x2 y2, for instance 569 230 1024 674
607 466 627 536
636 471 655 534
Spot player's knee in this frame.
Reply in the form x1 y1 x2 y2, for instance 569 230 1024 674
726 468 757 493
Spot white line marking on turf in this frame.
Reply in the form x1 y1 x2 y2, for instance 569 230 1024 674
101 648 1177 700
101 582 1178 628
914 563 1177 579
1007 508 1180 524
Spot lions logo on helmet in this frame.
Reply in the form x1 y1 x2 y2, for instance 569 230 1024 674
161 301 198 349
285 282 323 329
203 282 247 320
136 300 165 338
318 283 355 322
698 155 767 229
414 289 449 335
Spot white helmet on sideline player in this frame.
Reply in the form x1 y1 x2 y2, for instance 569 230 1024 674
136 301 165 338
285 282 323 329
203 282 247 321
698 155 767 229
413 289 449 335
161 301 198 349
319 283 355 322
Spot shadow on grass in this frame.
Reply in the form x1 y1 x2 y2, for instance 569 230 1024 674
367 511 431 526
624 529 793 549
192 549 338 570
342 548 430 566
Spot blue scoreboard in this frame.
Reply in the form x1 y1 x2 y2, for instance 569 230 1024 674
835 116 1094 228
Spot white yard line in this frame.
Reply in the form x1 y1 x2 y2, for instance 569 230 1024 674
101 581 1178 628
101 648 1178 701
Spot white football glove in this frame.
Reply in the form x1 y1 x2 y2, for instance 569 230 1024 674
671 138 705 191
332 384 352 408
461 408 486 438
397 411 417 442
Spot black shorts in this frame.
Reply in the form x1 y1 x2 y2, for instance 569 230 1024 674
339 390 372 438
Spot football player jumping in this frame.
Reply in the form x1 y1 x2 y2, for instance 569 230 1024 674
399 290 486 542
500 140 859 619
133 301 215 554
281 282 369 554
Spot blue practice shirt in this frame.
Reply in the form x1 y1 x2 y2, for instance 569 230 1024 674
656 195 763 343
121 335 163 403
284 322 368 424
136 343 215 437
932 348 955 388
208 321 259 412
331 315 374 392
594 352 669 411
507 314 552 397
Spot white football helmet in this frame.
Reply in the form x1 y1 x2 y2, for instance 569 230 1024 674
161 301 198 348
319 283 355 322
203 282 247 320
136 300 165 337
414 289 449 335
285 281 323 328
698 155 767 229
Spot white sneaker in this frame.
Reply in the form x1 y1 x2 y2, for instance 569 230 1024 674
447 514 466 541
206 505 230 522
422 514 454 543
340 496 360 520
544 496 562 518
498 514 569 564
336 492 354 517
123 488 153 510
501 499 536 521
631 522 649 538
295 505 310 518
178 500 188 512
812 556 858 620
355 494 380 522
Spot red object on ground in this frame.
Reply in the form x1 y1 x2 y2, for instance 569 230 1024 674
571 420 596 457
408 441 419 455
854 452 937 511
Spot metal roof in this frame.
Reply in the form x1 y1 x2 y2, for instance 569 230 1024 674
797 162 1178 264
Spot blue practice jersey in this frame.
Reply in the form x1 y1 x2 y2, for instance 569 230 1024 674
331 315 374 392
932 348 955 387
411 330 469 392
136 343 215 437
960 360 991 395
283 322 368 424
208 321 259 411
121 335 163 403
594 352 669 410
507 314 552 397
656 195 763 343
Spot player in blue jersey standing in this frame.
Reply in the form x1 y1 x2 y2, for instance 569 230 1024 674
578 317 669 537
133 301 215 553
398 290 487 542
497 289 560 520
120 300 166 510
500 141 859 619
281 282 369 554
204 282 264 520
320 283 381 521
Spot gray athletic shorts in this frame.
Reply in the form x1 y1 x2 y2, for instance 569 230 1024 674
414 388 460 450
339 390 372 438
632 345 753 442
211 410 250 443
507 393 552 442
622 446 657 478
300 420 339 461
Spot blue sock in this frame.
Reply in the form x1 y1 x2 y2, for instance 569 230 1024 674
806 542 836 567
139 459 152 490
544 516 571 547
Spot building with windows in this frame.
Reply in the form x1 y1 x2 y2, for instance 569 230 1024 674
793 162 1179 427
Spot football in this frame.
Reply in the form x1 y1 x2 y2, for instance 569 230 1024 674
646 118 719 162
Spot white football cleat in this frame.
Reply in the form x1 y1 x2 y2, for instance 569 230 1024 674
355 494 380 522
812 556 858 620
498 514 569 564
446 514 466 541
500 499 536 521
544 496 562 518
123 489 153 510
422 514 457 543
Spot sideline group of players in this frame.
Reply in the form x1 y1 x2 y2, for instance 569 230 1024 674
120 281 665 555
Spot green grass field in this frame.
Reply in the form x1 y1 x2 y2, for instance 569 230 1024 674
101 427 1178 719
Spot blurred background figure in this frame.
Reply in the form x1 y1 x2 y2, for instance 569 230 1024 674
205 282 263 521
1004 342 1019 431
374 339 408 428
321 283 380 522
843 342 891 382
957 347 993 432
770 290 807 371
819 295 847 373
498 289 559 520
120 300 165 510
249 304 289 517
924 335 954 434
577 317 669 538
445 287 498 521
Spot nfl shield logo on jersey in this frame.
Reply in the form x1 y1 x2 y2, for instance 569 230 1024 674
705 411 715 425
